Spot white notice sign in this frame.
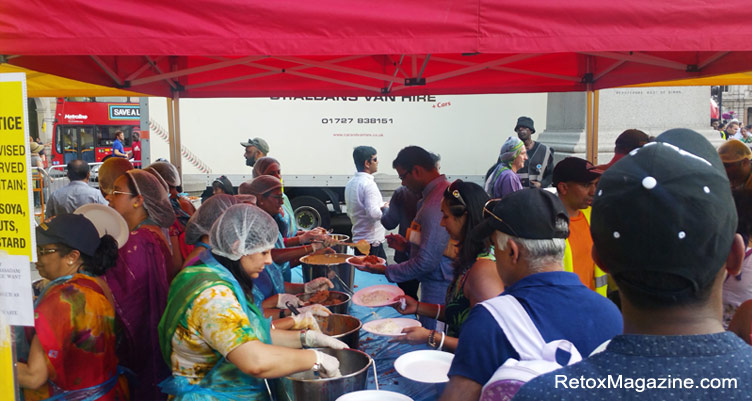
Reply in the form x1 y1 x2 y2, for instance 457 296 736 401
0 255 34 326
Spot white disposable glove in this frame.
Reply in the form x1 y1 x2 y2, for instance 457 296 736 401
291 311 321 331
305 330 348 350
276 293 303 310
297 304 332 317
301 228 328 245
313 350 342 378
304 277 334 294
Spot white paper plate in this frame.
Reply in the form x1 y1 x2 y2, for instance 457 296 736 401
394 350 454 383
336 390 413 401
352 284 404 307
346 255 386 267
74 203 129 249
362 318 421 337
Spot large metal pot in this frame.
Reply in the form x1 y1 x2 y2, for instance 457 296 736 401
297 290 351 315
300 254 354 294
328 234 351 255
276 348 373 401
314 314 361 349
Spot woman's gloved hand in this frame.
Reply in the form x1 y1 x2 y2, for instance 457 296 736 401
313 350 342 378
297 304 332 317
276 293 303 310
291 311 321 331
304 277 334 294
305 330 348 350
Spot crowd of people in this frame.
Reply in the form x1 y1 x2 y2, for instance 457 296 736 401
16 118 752 400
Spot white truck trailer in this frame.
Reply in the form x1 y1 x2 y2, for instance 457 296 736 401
147 94 548 228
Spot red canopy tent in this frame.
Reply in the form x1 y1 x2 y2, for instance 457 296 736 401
4 0 752 98
3 0 752 164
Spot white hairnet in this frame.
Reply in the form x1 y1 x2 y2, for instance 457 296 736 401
210 203 279 261
98 158 133 194
252 156 281 178
145 161 181 187
126 170 176 228
185 194 238 245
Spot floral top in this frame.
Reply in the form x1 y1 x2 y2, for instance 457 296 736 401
170 285 259 384
444 250 495 338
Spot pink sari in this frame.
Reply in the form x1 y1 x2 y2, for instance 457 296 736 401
104 227 172 400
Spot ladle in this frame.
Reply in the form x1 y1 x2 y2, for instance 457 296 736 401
336 239 371 255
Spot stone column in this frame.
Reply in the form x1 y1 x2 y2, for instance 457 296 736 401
538 87 720 165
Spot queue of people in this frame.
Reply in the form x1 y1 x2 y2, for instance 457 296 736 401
17 124 752 400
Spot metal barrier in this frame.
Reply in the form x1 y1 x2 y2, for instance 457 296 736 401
32 162 105 219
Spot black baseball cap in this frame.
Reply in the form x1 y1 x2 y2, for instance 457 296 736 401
552 157 603 185
474 189 569 241
36 214 101 256
591 133 736 295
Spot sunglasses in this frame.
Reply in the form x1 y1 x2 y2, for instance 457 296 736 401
110 190 135 196
482 198 519 237
446 183 467 208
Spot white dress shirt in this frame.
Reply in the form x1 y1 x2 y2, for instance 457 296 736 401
344 172 386 243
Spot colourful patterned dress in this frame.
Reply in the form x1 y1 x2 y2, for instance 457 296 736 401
444 250 496 338
24 273 129 400
158 252 272 400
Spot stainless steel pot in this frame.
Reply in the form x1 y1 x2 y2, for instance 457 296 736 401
314 314 361 349
328 234 350 255
276 348 372 401
300 254 354 294
297 290 351 315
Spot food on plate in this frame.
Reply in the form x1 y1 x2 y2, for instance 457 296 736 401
360 290 396 306
370 319 404 335
351 255 382 265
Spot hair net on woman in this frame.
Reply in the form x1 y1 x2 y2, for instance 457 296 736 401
98 158 133 194
252 157 280 178
210 203 279 261
126 170 176 228
242 175 282 196
184 194 238 245
498 136 524 164
145 161 181 188
142 166 170 192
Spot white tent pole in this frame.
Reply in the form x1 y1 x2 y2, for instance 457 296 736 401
171 92 183 178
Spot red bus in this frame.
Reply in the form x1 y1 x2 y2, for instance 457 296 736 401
51 97 141 166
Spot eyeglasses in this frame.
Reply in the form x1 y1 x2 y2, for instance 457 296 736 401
398 167 413 181
111 190 135 196
264 193 284 200
37 247 60 256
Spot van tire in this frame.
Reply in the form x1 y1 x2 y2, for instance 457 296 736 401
291 196 331 230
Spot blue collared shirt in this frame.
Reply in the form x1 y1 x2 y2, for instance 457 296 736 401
385 175 453 323
45 180 108 218
449 271 623 385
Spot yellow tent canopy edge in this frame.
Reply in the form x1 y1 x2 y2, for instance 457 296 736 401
0 64 148 98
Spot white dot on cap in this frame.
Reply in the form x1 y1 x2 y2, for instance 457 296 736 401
598 190 603 196
703 186 710 193
642 176 657 190
629 149 639 156
678 231 686 239
613 231 620 239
